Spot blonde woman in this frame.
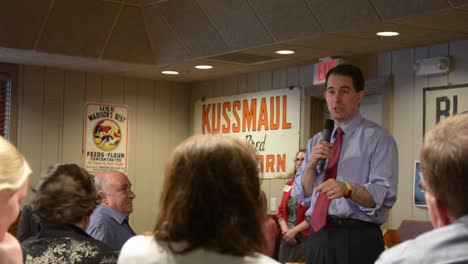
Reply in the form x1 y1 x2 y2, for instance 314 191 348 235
119 135 279 264
0 136 31 264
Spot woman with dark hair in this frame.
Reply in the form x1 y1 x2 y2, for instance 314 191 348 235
0 136 31 264
118 135 279 264
276 149 310 263
21 164 117 263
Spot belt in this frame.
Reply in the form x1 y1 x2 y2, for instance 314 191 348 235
327 217 378 227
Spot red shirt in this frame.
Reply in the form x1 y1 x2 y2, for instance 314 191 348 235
276 179 310 236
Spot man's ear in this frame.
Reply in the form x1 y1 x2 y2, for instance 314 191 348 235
427 195 451 227
80 215 90 230
98 190 108 204
357 90 365 103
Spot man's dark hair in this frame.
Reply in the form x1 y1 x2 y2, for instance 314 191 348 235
325 64 365 92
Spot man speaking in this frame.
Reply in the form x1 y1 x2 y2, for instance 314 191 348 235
292 64 399 264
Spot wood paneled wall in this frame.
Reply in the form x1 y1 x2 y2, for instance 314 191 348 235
16 65 190 233
381 39 468 228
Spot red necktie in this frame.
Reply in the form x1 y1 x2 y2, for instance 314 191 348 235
310 127 344 232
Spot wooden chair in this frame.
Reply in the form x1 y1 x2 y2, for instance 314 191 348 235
384 220 433 248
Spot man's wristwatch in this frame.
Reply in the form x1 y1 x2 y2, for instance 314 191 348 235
343 181 353 198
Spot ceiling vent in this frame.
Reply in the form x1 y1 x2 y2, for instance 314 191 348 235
205 52 285 65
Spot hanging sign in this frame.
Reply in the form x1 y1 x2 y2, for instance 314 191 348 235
193 88 301 179
83 103 128 173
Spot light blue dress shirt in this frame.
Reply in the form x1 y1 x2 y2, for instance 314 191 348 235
376 215 468 263
291 113 398 224
86 204 136 251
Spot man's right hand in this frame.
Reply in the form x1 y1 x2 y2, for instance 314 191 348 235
307 140 331 171
302 140 331 197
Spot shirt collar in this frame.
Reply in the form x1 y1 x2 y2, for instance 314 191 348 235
334 113 363 137
98 204 128 224
39 221 92 238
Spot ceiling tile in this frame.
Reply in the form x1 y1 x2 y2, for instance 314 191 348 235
305 0 381 32
205 52 285 65
157 0 229 58
249 0 322 41
38 0 121 58
336 22 468 47
143 0 169 6
102 6 154 63
448 0 468 9
144 5 190 64
196 0 274 49
395 9 468 33
370 0 450 21
125 0 141 5
0 0 52 49
289 34 407 55
242 43 334 60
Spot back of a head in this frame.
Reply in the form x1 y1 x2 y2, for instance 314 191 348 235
325 64 365 92
420 114 468 218
32 164 98 225
154 135 264 256
0 136 31 191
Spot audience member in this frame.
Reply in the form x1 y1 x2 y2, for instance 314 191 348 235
0 136 31 264
261 191 279 258
277 149 310 263
17 204 40 242
376 114 468 263
292 64 399 264
86 171 136 251
118 135 280 264
21 164 117 263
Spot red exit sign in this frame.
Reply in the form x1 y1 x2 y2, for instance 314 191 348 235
313 58 342 85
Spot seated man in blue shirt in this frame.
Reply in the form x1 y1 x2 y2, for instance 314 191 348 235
376 114 468 264
292 64 399 264
86 170 136 251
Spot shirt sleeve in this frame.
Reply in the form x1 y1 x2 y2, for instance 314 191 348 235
360 134 399 217
276 193 287 222
276 181 292 222
374 239 410 264
87 222 109 243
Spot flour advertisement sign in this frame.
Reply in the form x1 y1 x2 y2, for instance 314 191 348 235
193 88 301 179
84 103 128 173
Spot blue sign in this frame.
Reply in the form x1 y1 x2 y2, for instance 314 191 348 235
414 161 426 207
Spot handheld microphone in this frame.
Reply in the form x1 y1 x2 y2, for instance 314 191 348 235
318 119 335 170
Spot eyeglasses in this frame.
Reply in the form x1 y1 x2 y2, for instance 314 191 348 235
294 158 305 162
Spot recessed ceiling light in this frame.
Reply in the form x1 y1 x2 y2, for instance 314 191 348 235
377 31 399 37
275 50 295 55
195 65 213 69
161 70 179 75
